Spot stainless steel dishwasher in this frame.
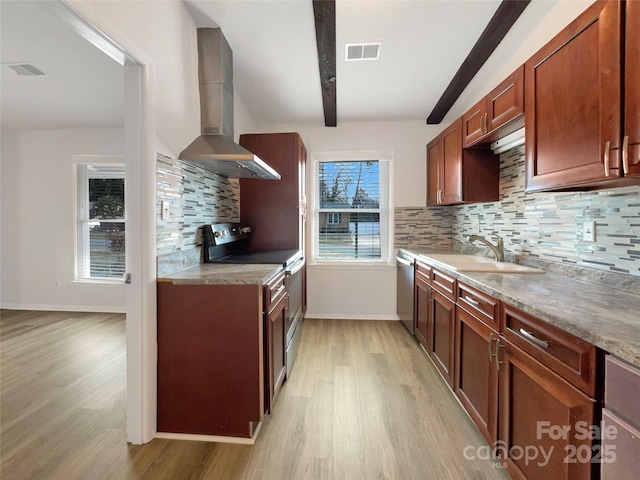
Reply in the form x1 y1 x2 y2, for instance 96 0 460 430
396 251 415 334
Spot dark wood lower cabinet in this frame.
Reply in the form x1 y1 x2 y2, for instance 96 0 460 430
455 306 498 445
499 337 597 480
157 282 264 438
414 274 431 349
428 288 456 388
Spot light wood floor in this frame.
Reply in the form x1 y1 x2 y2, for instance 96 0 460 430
1 310 509 480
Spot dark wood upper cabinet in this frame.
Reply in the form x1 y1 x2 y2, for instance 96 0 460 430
524 0 628 192
239 133 307 251
625 0 640 178
426 118 499 206
462 66 525 148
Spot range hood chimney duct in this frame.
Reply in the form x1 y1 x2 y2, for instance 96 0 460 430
179 28 280 180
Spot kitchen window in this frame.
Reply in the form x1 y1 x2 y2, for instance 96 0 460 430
313 151 392 262
76 163 126 281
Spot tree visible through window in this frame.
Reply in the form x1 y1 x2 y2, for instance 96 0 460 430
316 159 389 260
77 164 126 280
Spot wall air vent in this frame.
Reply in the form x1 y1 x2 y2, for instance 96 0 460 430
4 62 46 76
345 42 382 61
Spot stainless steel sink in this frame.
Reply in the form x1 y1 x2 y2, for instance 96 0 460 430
418 254 544 274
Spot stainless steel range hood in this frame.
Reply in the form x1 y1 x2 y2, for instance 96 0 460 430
179 28 280 180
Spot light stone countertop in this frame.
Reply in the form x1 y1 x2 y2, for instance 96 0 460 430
401 248 640 368
157 263 283 286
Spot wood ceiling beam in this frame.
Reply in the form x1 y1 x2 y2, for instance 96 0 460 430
426 0 531 125
312 0 337 127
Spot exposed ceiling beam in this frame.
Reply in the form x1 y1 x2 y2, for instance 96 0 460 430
312 0 337 127
426 0 531 125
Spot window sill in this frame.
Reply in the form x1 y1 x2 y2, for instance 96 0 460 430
72 279 125 287
308 261 395 271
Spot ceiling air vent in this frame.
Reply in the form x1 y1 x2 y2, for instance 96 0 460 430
4 62 46 76
345 42 382 61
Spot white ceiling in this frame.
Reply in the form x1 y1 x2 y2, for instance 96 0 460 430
0 0 124 130
1 0 559 130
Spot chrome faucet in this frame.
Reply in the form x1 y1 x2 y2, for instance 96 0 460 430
467 232 505 262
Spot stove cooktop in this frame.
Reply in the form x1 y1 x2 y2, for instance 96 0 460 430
211 249 301 267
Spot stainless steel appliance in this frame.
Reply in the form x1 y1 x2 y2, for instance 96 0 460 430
203 222 305 373
396 251 415 334
283 257 304 375
179 28 281 180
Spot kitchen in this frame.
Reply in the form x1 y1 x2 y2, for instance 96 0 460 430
1 0 639 479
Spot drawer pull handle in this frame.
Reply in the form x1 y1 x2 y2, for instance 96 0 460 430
622 135 629 174
465 296 484 311
603 140 611 177
519 328 549 349
272 284 285 300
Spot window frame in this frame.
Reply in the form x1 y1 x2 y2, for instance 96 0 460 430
74 159 126 283
310 150 394 266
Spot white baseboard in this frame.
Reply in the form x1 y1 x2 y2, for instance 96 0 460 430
304 313 400 321
0 303 126 314
155 424 261 445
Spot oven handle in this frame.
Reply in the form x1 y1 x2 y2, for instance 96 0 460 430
285 257 305 276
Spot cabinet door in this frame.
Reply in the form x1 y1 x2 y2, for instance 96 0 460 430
499 338 596 480
462 98 487 147
525 0 622 192
239 133 304 250
265 294 287 414
462 66 524 148
429 288 456 388
487 65 524 133
440 118 463 205
625 0 640 178
455 306 498 445
426 138 442 206
414 275 431 349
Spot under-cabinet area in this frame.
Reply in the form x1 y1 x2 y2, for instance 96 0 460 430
400 249 640 480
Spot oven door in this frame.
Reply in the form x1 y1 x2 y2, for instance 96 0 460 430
284 257 304 375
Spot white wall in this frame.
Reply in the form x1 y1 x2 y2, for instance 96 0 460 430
77 0 258 158
1 128 126 311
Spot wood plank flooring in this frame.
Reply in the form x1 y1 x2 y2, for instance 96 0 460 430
1 310 509 479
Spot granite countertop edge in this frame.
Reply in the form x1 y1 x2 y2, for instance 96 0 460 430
157 263 283 286
400 248 640 368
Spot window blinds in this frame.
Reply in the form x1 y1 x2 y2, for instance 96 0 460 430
315 159 390 260
76 164 126 280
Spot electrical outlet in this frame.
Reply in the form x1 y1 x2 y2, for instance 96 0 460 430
471 218 480 234
161 200 169 220
54 279 61 288
583 221 596 242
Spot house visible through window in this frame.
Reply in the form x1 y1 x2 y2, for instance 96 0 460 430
76 164 126 280
315 157 390 261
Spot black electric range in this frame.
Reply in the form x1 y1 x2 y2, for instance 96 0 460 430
202 223 302 268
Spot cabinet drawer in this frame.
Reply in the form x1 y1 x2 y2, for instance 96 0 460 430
432 268 456 301
457 282 500 331
415 261 432 284
502 304 599 397
265 271 286 312
605 355 640 426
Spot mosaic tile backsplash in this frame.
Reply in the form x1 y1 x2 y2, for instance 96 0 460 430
396 146 640 278
156 153 240 258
